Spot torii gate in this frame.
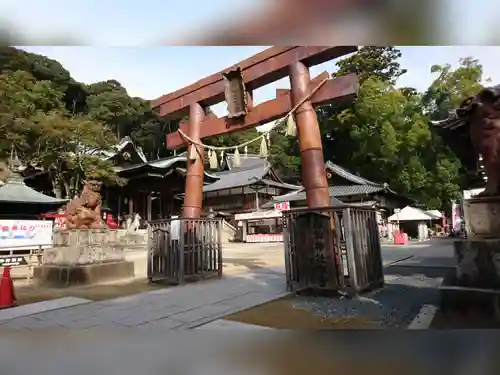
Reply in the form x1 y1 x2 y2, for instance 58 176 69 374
151 46 359 219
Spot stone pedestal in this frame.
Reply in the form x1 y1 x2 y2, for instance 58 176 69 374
33 229 140 287
453 197 500 288
33 261 135 287
454 239 500 288
463 196 500 238
442 196 500 311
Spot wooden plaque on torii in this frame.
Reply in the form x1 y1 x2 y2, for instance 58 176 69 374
151 46 359 218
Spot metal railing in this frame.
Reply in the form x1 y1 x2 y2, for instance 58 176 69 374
0 245 44 283
147 218 223 284
283 206 384 294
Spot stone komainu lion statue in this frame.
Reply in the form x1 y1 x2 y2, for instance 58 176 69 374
64 180 105 229
456 85 500 197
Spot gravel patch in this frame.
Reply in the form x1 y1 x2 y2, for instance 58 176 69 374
292 273 443 328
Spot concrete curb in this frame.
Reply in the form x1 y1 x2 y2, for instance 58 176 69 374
407 304 438 329
0 297 92 323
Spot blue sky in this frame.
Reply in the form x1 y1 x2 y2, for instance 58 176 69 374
4 1 500 123
15 46 500 120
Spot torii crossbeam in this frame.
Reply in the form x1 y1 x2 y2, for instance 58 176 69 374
151 46 359 218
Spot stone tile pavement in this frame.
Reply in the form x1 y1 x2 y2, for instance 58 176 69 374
0 239 455 331
0 297 92 323
0 270 288 331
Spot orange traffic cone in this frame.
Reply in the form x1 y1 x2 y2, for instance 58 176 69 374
0 266 16 309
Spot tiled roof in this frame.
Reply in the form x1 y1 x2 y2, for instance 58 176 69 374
203 164 269 192
0 174 67 204
431 85 500 132
329 185 386 197
325 161 382 186
347 200 378 207
87 136 148 163
203 155 301 192
270 185 386 204
429 114 464 131
262 194 345 209
116 156 219 179
258 179 301 190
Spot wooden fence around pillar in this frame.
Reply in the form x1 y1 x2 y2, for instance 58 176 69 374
147 218 223 284
283 206 384 295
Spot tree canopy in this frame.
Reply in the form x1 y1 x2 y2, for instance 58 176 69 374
0 47 169 198
268 47 485 209
0 46 488 208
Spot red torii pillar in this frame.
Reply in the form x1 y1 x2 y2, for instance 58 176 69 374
153 47 359 218
289 61 331 209
182 103 205 219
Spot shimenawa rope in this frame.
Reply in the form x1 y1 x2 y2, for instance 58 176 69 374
177 77 329 152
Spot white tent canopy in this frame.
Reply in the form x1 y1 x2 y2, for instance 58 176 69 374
425 210 442 219
388 206 436 222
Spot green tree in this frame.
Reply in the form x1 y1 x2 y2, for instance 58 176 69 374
205 128 261 154
319 47 413 182
318 46 466 209
334 46 407 85
421 57 487 193
131 115 174 160
422 57 486 121
0 47 88 114
268 120 301 179
0 46 488 210
85 79 172 159
25 111 123 198
0 70 65 157
86 84 145 139
0 50 125 197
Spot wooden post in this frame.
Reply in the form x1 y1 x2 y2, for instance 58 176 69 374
289 61 330 209
147 193 152 222
117 193 122 219
128 197 134 216
182 102 205 219
242 221 247 242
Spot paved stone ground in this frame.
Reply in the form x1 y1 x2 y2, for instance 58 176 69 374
0 239 457 375
206 239 454 329
0 297 91 323
0 239 454 330
0 270 287 330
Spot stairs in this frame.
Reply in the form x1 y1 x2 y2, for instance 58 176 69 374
221 220 237 243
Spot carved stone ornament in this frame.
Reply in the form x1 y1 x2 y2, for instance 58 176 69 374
457 86 500 196
64 180 106 229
